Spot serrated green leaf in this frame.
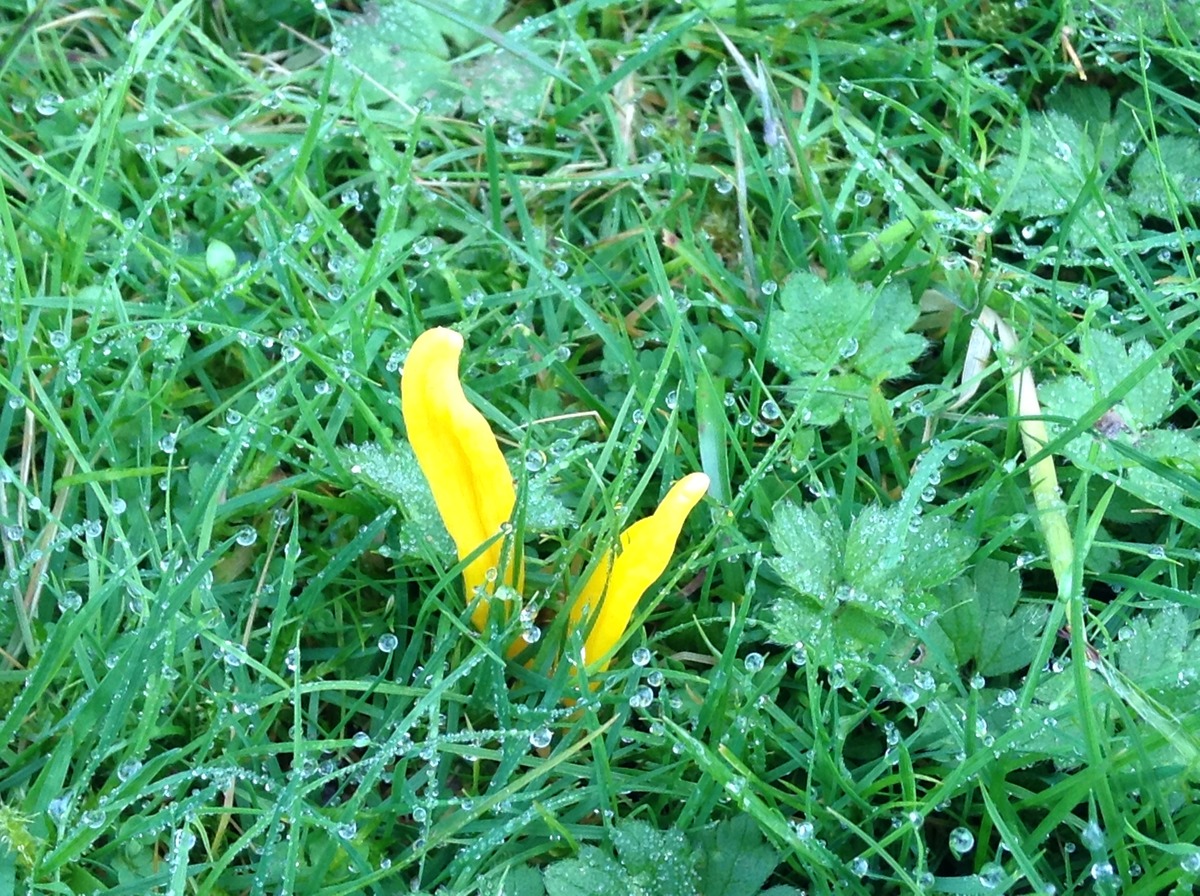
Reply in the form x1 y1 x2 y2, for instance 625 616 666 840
853 281 927 381
1087 331 1173 430
330 3 456 110
769 275 925 427
543 822 697 896
1041 329 1176 470
769 595 887 673
785 372 870 428
612 821 699 895
844 506 973 602
329 0 548 122
458 46 553 124
523 468 574 532
694 816 781 896
1045 85 1112 133
991 106 1136 250
768 274 925 382
482 864 545 896
341 441 456 557
1129 135 1200 218
543 847 626 896
993 111 1093 216
1118 606 1200 694
936 559 1047 675
767 502 841 599
1091 0 1200 38
1041 329 1183 512
769 496 973 678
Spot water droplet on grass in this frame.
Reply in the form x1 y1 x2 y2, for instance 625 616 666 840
530 727 552 748
949 826 975 857
1081 820 1106 852
378 633 399 653
629 686 654 708
47 796 70 823
978 862 1004 888
58 591 83 611
36 93 63 116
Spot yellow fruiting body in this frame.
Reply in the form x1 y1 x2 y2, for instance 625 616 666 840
569 472 710 670
401 326 708 672
401 327 522 629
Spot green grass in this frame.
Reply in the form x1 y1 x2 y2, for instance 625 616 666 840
2 0 1199 893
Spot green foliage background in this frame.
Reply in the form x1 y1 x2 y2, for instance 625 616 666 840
1 0 1199 893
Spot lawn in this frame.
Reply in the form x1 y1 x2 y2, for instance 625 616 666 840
1 0 1199 893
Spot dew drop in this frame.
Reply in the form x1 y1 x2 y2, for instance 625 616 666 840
949 826 975 857
36 93 64 116
58 591 83 612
